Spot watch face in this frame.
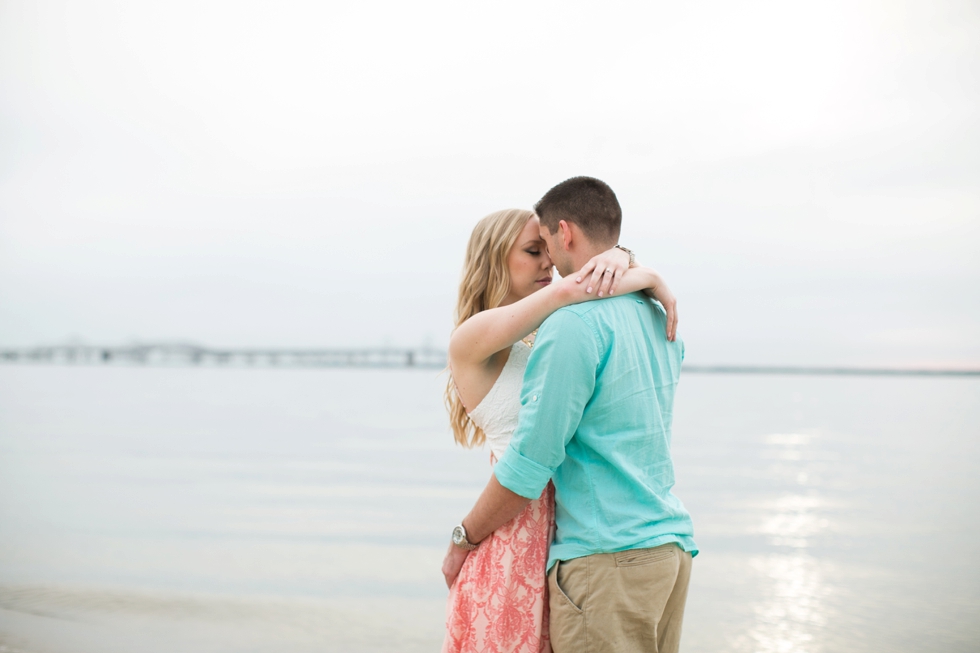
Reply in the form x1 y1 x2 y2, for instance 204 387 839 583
452 526 464 545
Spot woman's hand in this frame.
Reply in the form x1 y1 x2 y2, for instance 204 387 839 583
571 260 680 342
642 273 678 342
557 250 680 342
574 246 632 297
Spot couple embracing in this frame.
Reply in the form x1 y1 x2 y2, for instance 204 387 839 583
441 177 698 653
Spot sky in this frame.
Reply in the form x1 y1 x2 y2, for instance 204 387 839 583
1 0 978 367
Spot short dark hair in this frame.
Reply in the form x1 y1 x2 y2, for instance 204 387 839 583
534 176 622 244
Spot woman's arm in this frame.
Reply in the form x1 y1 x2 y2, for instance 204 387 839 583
571 248 679 341
449 272 597 366
450 251 678 367
450 247 632 366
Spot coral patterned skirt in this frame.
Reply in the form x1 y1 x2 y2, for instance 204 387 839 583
442 482 555 653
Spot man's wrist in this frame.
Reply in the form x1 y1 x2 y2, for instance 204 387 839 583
462 518 486 545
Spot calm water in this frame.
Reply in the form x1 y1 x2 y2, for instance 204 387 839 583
0 366 977 652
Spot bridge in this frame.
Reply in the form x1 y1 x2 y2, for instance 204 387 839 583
0 344 448 369
0 344 977 376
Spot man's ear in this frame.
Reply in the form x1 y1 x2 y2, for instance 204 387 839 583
558 220 573 251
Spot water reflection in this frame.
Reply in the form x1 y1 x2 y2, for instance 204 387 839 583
743 553 829 653
741 433 833 653
761 494 828 549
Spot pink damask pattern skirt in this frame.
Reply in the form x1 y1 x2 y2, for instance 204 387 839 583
442 482 555 653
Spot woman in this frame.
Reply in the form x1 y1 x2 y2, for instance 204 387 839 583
442 209 677 653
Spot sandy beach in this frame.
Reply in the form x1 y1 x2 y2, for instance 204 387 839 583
0 586 445 653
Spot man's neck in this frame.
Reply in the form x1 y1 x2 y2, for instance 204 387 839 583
566 244 614 275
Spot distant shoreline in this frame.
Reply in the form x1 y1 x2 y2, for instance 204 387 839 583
680 365 980 377
1 345 977 377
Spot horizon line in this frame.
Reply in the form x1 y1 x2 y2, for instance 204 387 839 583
680 364 979 377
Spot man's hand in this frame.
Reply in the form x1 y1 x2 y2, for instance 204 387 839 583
442 541 470 589
441 476 532 589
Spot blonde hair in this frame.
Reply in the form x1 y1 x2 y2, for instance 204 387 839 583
445 208 535 448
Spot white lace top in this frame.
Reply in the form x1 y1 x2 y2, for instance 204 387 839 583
467 341 532 462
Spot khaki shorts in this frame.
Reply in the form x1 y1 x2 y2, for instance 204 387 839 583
548 543 693 653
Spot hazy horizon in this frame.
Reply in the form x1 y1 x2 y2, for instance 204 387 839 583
2 1 978 367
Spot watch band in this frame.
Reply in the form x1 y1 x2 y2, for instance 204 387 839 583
615 244 636 267
452 524 479 551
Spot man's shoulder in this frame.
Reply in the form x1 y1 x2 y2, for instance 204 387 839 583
540 293 649 343
551 292 646 321
540 304 593 333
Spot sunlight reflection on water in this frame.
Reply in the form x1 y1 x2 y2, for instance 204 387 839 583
743 553 829 653
745 433 831 653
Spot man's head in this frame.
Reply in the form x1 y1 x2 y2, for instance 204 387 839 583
534 176 622 276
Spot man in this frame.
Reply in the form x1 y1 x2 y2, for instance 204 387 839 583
443 177 697 652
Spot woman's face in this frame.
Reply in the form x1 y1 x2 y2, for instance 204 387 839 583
503 215 554 305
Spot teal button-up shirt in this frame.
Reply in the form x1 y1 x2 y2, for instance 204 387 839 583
494 292 697 571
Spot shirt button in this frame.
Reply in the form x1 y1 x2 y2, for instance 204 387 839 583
532 395 538 401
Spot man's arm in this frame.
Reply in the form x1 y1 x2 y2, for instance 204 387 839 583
462 475 530 544
442 310 600 588
442 476 529 588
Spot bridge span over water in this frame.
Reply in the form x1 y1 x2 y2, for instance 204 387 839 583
0 344 448 369
1 344 978 377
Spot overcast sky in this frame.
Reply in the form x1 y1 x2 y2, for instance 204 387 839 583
1 0 978 367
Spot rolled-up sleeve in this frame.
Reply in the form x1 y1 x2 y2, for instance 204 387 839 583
494 310 599 499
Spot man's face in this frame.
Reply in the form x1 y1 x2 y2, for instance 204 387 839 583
538 221 574 277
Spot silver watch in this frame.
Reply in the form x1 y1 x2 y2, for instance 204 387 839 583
615 244 635 267
452 524 478 551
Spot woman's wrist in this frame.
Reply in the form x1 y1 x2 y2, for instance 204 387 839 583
614 245 636 268
645 267 663 288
